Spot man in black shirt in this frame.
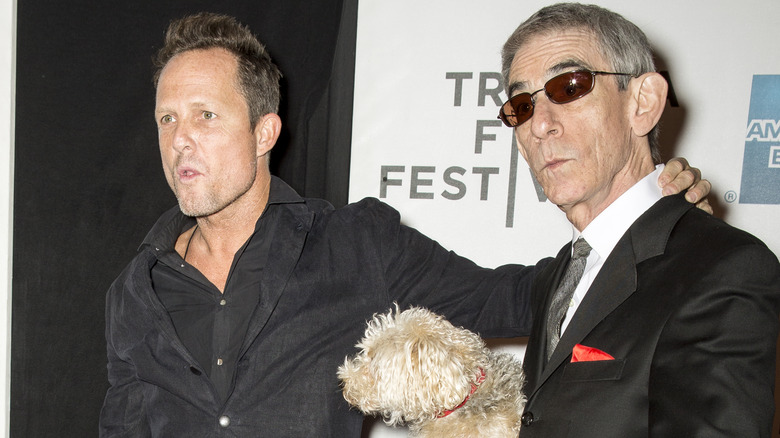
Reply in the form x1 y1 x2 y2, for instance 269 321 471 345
99 12 710 437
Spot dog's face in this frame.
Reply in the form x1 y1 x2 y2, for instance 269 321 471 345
338 306 489 426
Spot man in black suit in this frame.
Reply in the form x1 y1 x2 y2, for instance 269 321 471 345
497 3 780 437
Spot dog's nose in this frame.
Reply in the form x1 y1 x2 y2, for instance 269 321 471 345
521 411 535 427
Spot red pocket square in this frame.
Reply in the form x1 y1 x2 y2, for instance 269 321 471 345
572 344 614 362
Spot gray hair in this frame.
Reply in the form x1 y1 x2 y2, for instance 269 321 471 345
501 3 661 162
153 13 282 130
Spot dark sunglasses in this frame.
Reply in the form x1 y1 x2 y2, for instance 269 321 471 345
498 70 634 127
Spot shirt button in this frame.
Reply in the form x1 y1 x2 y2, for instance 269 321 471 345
521 411 535 426
217 358 223 366
219 415 230 427
220 299 227 306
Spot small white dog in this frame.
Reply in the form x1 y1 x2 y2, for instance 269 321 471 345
338 306 526 437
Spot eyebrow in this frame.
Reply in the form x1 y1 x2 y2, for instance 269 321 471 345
506 58 593 97
154 101 211 115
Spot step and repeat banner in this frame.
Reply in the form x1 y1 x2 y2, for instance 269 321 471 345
349 1 780 436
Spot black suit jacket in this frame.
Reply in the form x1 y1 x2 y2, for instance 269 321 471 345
519 194 780 438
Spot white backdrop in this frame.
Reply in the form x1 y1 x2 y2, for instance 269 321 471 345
0 0 14 436
349 1 780 436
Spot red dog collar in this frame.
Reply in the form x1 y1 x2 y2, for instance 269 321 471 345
438 368 486 418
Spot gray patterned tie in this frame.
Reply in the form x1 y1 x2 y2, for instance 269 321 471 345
546 237 592 361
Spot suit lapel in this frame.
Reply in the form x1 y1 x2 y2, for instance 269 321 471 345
524 244 571 392
529 194 694 396
541 237 638 381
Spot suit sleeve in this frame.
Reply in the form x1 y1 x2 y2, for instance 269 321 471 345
99 284 152 438
649 242 780 437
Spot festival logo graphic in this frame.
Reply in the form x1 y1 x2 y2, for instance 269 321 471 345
739 75 780 204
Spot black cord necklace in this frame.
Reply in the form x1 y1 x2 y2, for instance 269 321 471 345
183 224 199 262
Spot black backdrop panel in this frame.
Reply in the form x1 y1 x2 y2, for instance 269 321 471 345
12 1 356 436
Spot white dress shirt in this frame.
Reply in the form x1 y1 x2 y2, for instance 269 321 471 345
560 164 665 334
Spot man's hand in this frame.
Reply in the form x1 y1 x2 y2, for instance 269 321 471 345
658 157 713 214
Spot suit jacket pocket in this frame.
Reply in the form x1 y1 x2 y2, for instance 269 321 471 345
561 358 625 382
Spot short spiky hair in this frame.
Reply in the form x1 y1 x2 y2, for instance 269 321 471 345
153 12 282 128
501 3 662 163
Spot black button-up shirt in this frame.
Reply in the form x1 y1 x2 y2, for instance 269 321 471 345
150 203 279 403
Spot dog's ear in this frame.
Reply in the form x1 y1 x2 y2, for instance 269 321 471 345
339 347 419 427
338 357 383 414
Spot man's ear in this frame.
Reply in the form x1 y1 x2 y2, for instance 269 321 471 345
254 113 282 158
629 72 668 137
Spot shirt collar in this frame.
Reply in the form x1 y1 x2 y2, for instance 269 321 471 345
573 164 665 260
140 175 304 252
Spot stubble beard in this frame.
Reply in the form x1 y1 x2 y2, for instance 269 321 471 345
173 162 258 218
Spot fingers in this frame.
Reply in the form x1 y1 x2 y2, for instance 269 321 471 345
660 160 699 196
685 178 713 214
658 157 689 188
694 197 714 215
657 158 712 214
669 165 702 195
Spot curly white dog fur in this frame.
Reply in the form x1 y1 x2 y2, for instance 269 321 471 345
338 306 526 437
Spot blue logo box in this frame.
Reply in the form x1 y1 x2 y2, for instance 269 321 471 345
739 75 780 204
